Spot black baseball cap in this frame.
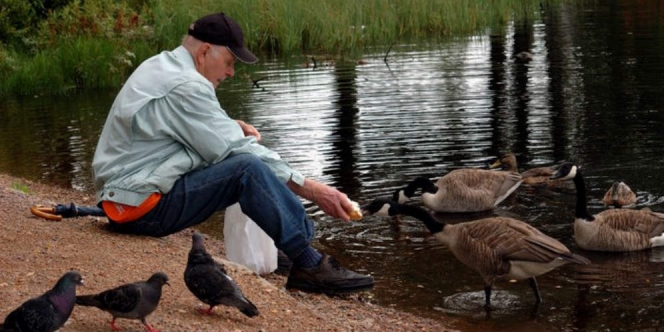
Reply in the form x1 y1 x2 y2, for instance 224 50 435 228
188 12 258 64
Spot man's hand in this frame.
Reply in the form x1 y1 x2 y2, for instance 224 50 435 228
236 120 261 141
288 179 354 221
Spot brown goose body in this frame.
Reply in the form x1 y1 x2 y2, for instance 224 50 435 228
573 208 664 251
438 216 588 283
552 162 664 252
490 153 564 186
602 181 637 208
362 198 590 307
395 168 522 213
426 169 523 212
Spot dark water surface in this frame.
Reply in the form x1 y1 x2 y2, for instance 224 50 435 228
2 2 664 331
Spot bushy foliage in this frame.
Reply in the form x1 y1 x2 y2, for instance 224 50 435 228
0 0 37 47
36 0 153 46
33 0 76 18
0 46 20 77
0 0 75 48
1 0 158 94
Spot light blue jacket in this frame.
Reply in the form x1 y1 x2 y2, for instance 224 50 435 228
92 46 304 206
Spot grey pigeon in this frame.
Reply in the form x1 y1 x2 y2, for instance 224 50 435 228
1 271 84 332
75 272 169 332
184 232 259 317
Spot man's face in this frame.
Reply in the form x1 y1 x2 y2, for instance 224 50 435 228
195 44 236 88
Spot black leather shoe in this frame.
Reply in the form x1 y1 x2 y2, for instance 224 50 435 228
286 254 374 294
275 250 293 276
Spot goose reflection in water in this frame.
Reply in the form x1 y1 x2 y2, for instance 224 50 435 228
570 248 664 331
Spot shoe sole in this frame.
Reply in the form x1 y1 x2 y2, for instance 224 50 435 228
285 279 374 295
274 266 291 276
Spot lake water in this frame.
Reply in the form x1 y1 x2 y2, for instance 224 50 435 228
2 1 664 331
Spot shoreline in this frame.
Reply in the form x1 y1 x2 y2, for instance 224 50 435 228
0 173 457 332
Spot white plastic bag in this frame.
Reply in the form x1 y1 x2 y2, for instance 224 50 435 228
223 203 278 275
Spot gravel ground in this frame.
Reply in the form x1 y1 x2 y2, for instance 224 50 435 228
0 173 458 332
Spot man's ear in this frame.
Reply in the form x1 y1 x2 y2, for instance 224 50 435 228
194 43 211 65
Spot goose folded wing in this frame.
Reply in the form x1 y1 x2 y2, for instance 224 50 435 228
460 219 542 259
638 211 664 237
601 209 664 236
492 172 523 196
467 218 571 263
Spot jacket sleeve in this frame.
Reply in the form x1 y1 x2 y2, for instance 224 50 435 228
146 81 305 185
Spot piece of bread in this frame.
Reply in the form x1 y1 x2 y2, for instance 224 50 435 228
348 200 363 220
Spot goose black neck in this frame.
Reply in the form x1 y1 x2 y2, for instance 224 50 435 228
409 177 438 195
572 169 593 220
395 204 444 234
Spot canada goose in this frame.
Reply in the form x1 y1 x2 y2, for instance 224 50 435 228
489 153 563 186
551 162 664 251
361 198 590 307
392 169 522 213
603 181 637 208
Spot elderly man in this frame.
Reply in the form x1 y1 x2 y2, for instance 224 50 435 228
92 12 373 294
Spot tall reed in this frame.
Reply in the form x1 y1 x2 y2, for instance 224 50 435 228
152 0 549 53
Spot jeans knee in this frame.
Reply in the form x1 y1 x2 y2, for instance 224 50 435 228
234 154 271 176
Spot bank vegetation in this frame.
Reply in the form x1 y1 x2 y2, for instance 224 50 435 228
1 0 559 95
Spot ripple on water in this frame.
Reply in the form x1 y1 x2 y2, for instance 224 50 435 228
440 290 527 318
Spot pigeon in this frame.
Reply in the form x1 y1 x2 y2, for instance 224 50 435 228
1 271 84 332
75 272 169 332
184 232 259 317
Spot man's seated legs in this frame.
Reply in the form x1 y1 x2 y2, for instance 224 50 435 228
110 153 373 294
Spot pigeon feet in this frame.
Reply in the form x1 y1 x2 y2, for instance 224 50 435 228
197 306 215 315
143 322 159 332
109 319 120 331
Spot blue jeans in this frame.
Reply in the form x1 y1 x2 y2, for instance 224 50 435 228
109 154 315 259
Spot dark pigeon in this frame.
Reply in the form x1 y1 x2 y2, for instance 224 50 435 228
184 232 259 317
75 272 169 332
1 271 84 332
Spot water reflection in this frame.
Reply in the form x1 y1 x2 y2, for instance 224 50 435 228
568 249 664 332
325 62 361 197
1 2 664 332
0 94 112 190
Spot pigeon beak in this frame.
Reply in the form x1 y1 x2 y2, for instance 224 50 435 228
79 278 85 287
166 281 171 287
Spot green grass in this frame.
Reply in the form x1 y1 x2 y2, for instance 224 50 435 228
1 0 561 95
11 182 31 194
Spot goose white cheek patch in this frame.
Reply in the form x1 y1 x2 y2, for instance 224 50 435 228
377 204 391 216
565 166 578 180
398 191 409 204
